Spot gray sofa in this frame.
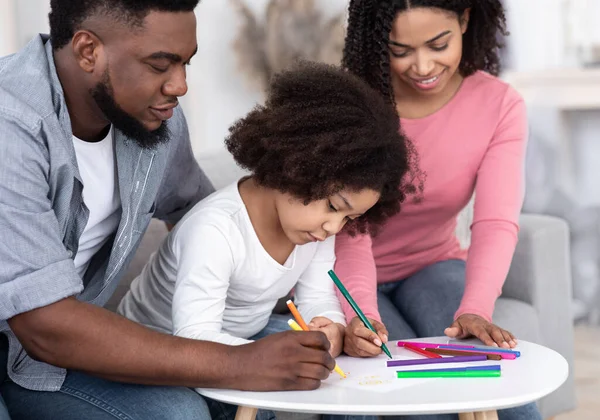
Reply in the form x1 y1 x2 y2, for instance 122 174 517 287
106 214 576 419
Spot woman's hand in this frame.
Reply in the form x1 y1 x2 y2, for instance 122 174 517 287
445 314 517 348
343 316 389 357
308 317 345 357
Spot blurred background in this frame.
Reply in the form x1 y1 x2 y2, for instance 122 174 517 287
2 0 600 417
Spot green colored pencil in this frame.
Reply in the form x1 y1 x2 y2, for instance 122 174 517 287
328 269 393 359
397 370 501 378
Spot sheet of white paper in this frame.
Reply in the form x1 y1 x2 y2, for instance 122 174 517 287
320 351 501 393
320 354 433 393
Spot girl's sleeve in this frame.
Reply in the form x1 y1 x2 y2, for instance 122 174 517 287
171 217 251 346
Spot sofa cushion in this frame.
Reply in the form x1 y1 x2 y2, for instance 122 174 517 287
493 297 542 344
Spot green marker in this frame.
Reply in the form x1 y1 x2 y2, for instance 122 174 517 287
328 269 393 359
397 370 501 378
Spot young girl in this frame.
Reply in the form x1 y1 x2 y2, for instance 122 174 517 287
117 62 411 363
333 2 540 419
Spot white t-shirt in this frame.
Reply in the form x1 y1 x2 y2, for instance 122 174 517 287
118 180 346 346
72 128 121 278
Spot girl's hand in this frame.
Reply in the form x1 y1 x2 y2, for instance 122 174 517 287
445 314 517 348
343 316 389 357
308 317 345 357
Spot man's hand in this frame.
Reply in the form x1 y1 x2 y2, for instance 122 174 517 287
445 314 517 348
9 298 335 391
234 330 335 391
307 317 344 357
343 316 388 357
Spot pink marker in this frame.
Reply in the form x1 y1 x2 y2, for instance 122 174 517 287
397 341 519 359
397 341 475 350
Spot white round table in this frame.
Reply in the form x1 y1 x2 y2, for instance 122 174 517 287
197 337 569 420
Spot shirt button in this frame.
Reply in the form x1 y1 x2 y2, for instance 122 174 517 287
67 250 73 258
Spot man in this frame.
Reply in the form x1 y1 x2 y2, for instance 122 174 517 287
0 1 335 419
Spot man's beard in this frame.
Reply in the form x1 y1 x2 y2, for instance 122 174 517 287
90 72 171 149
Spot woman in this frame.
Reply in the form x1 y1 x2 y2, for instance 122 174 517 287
333 1 540 419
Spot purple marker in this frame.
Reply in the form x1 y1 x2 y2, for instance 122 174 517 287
396 341 521 357
387 355 487 367
439 345 521 357
398 365 501 373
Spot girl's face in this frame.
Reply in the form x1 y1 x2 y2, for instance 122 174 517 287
274 188 380 245
387 7 469 98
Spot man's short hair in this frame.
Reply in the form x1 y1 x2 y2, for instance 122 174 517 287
49 0 201 50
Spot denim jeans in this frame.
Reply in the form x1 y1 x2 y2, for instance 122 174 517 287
0 332 274 420
0 336 10 420
0 333 211 420
373 259 541 420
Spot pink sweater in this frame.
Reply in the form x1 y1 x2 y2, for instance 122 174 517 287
334 71 528 323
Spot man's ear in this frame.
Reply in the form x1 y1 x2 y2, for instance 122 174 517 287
460 8 471 35
71 30 103 73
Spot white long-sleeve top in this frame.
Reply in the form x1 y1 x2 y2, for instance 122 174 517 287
118 180 346 346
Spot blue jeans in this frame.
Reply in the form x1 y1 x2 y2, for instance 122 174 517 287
0 332 273 420
0 335 10 420
374 259 541 420
0 331 211 420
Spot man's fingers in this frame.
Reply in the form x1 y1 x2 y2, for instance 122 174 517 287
291 332 335 370
294 362 331 382
296 330 330 351
285 376 322 391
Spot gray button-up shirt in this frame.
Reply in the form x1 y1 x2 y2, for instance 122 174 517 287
0 35 214 391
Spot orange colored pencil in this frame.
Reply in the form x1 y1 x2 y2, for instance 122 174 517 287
286 300 347 379
286 300 310 330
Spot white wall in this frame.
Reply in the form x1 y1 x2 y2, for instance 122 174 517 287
185 0 349 156
503 0 600 70
572 112 600 206
183 0 266 156
505 0 600 206
0 0 18 56
0 0 50 54
504 0 571 71
14 0 50 46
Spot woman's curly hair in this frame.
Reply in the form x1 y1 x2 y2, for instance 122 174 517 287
342 0 508 104
226 62 415 236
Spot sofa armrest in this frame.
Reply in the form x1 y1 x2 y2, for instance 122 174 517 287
503 213 576 415
504 214 572 308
